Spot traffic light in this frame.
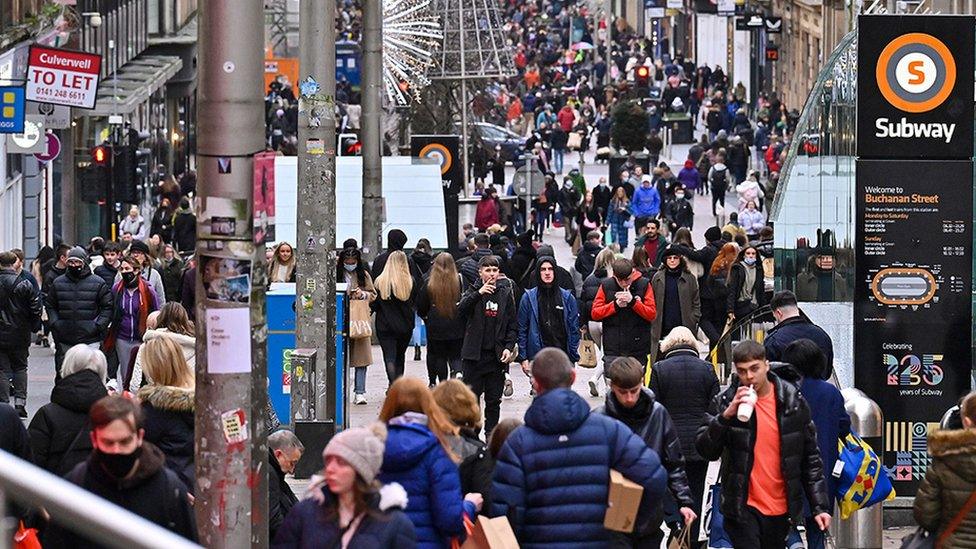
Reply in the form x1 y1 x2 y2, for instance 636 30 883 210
81 145 112 203
92 144 111 166
634 65 650 97
113 144 139 204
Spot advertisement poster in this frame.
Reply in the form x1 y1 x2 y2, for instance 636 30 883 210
412 135 461 252
854 159 973 494
857 16 974 159
254 150 277 244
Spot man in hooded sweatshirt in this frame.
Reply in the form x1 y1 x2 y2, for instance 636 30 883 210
369 228 423 283
517 256 581 378
630 175 661 235
46 247 114 380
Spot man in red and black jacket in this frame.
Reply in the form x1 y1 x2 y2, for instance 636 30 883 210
590 258 657 372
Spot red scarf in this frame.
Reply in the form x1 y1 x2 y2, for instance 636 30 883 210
103 276 155 351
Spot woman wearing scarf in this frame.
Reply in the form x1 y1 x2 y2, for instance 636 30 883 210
649 247 701 363
104 255 160 390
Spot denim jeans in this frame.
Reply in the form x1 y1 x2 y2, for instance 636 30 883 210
353 366 367 394
553 148 564 173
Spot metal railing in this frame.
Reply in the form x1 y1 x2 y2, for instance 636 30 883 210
708 304 773 383
0 450 200 549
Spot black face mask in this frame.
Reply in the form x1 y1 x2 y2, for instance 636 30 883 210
93 445 142 479
67 265 85 278
122 271 138 286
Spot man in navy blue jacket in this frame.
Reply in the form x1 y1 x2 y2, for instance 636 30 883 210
491 348 668 548
764 290 834 379
517 256 581 377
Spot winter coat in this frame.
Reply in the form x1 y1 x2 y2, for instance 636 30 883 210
93 262 119 287
46 266 115 346
28 369 108 475
0 267 42 348
738 208 766 234
48 442 197 548
664 196 695 231
726 261 767 313
708 162 729 193
516 286 581 362
579 269 607 325
475 197 500 232
649 347 720 462
131 329 196 389
118 215 147 240
631 185 661 218
377 416 473 548
372 286 416 339
273 483 417 549
172 210 196 253
490 388 668 548
416 276 465 342
596 387 695 522
764 316 835 379
506 247 537 289
159 258 184 303
458 277 518 362
649 269 701 362
592 184 613 216
678 165 700 191
799 377 850 504
180 267 195 321
448 428 494 511
345 271 377 368
914 429 976 548
458 248 494 291
574 241 602 278
590 270 656 359
150 209 175 242
411 251 435 276
695 372 830 523
137 384 195 494
269 450 299 540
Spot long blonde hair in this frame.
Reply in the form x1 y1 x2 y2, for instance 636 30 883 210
141 337 194 388
375 250 413 301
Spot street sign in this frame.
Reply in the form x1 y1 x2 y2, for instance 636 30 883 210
765 45 779 61
5 115 45 153
25 46 101 110
27 100 70 129
764 16 782 33
0 86 25 134
34 132 61 163
736 14 764 30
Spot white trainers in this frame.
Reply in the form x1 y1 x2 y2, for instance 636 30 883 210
353 393 367 405
503 374 514 398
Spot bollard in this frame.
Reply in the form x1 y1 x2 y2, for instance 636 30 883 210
834 388 884 549
289 349 318 422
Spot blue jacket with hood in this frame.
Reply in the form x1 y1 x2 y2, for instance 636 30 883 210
377 414 475 548
490 388 668 548
517 285 581 363
630 183 661 218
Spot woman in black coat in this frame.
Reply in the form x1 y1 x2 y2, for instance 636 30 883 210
372 251 417 385
726 244 767 321
415 253 466 384
137 337 195 493
28 344 109 475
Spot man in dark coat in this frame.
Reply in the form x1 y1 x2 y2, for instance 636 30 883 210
764 290 834 379
590 258 657 370
596 356 695 547
45 247 114 381
369 228 423 283
0 251 42 415
268 429 303 539
696 341 830 548
46 395 197 547
94 242 122 287
171 198 196 254
521 244 576 296
458 255 518 435
490 348 668 548
574 230 603 279
458 233 495 291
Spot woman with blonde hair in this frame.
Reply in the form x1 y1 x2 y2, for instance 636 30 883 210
268 242 296 283
416 253 465 385
432 379 493 509
378 378 478 548
138 337 195 492
373 250 416 384
131 301 196 389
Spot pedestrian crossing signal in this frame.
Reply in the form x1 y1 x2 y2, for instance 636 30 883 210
92 145 110 166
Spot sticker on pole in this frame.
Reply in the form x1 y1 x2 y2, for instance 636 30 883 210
220 408 249 445
25 46 102 110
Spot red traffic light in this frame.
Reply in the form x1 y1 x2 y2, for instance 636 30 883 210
636 66 650 79
92 145 110 166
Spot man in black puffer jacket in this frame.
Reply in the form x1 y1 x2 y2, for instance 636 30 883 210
45 247 114 380
596 357 695 547
0 251 42 415
696 340 830 548
457 233 494 291
649 326 720 546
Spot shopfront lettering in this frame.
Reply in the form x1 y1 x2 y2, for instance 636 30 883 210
874 117 956 143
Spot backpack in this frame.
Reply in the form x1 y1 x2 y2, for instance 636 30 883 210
710 168 727 189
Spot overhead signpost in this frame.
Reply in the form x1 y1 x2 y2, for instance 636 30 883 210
25 46 101 109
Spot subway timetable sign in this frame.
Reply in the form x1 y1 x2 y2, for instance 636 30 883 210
25 46 101 110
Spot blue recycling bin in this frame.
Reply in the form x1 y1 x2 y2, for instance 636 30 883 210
267 283 346 427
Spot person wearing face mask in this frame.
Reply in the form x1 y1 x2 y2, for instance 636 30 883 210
649 248 701 363
556 177 582 245
726 245 767 322
46 247 114 382
119 240 167 306
630 175 661 236
45 395 197 547
663 184 695 233
104 255 160 390
337 247 377 404
592 176 613 222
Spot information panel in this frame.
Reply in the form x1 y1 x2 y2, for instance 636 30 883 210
854 159 973 494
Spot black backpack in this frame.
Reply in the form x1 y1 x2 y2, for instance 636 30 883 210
711 168 727 189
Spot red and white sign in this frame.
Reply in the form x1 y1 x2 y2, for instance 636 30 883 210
25 46 101 110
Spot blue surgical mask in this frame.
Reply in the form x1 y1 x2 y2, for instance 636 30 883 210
744 257 757 266
343 263 357 272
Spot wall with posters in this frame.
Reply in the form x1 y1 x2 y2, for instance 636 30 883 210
855 15 975 496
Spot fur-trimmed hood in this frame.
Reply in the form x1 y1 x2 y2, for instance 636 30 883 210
929 428 976 482
137 384 194 413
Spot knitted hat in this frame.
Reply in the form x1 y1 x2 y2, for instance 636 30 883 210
129 240 151 255
323 422 388 483
67 246 88 263
704 226 722 242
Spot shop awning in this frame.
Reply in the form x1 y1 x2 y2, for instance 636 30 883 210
89 55 183 116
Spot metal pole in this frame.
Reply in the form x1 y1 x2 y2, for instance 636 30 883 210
195 1 268 546
835 388 884 549
361 0 384 262
297 0 338 421
458 2 471 197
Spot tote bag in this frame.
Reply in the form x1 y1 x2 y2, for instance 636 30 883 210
348 299 373 339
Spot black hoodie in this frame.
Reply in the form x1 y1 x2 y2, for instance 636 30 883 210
29 369 109 475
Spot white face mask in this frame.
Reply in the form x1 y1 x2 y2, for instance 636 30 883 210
675 193 685 199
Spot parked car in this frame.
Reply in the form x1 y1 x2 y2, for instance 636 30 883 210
453 122 527 163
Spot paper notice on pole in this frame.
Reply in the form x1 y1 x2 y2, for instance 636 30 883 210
206 308 251 373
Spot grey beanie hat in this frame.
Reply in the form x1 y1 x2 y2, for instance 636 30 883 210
323 422 388 483
67 246 89 263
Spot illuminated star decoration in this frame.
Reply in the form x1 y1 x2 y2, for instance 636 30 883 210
383 0 443 105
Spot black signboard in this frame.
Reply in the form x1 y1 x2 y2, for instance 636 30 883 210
764 16 782 33
411 135 462 252
857 15 974 159
854 159 973 495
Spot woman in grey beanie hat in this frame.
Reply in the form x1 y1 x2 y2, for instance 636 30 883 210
273 422 417 548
